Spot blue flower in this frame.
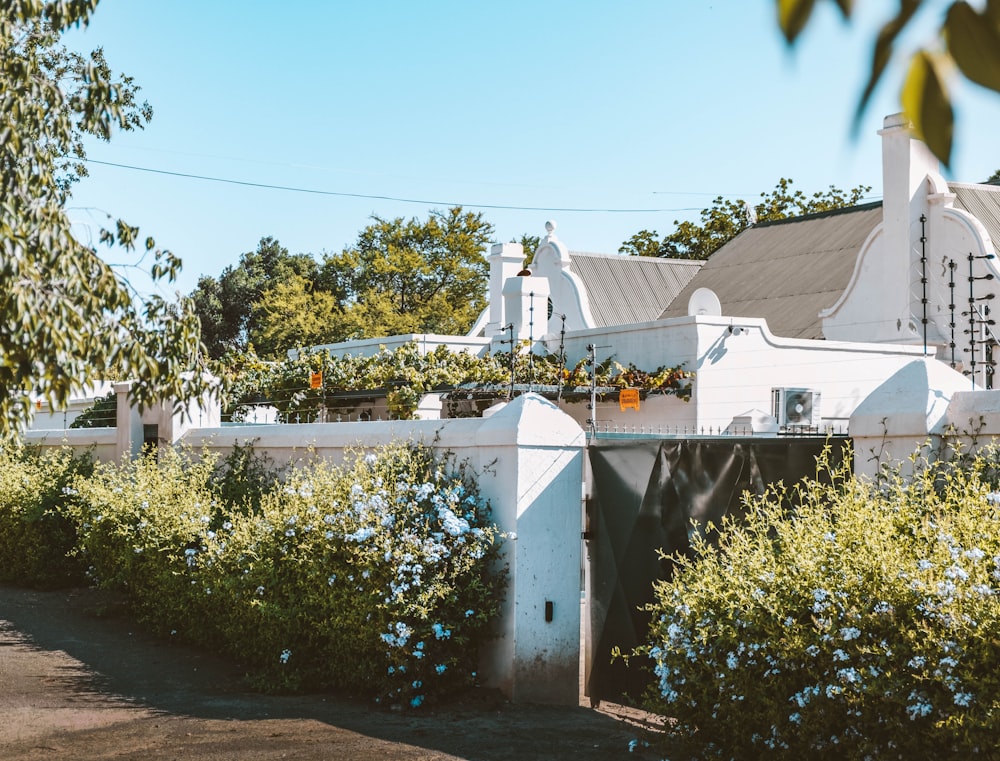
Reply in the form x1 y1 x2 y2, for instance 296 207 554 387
432 623 451 640
346 526 375 543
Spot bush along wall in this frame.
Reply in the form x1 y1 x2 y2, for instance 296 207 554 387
68 443 507 706
639 446 1000 759
0 444 93 588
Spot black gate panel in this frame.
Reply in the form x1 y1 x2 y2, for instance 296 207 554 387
586 437 846 704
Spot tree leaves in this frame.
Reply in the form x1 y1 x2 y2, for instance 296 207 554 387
901 50 954 168
1 3 212 433
776 0 1000 167
945 1 1000 93
777 0 851 43
854 0 921 133
623 178 871 260
777 0 817 43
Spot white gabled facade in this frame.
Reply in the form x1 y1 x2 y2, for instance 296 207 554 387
821 114 999 380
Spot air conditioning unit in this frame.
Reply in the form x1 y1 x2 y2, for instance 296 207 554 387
772 388 821 428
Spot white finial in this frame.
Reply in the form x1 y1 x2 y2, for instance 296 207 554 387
544 220 557 240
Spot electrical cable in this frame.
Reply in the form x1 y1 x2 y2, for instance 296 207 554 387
81 158 703 214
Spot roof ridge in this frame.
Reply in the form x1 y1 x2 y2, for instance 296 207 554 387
752 200 883 229
569 250 702 264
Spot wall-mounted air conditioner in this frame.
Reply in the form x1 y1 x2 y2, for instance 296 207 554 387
771 388 821 428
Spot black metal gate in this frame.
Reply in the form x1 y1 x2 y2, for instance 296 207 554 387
584 436 848 705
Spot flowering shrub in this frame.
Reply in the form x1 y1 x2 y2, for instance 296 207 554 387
0 444 93 587
642 447 1000 759
68 443 506 705
70 448 222 630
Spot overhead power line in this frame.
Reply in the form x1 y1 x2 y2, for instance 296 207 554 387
81 159 702 214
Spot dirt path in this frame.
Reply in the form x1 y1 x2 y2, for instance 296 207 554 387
0 586 662 760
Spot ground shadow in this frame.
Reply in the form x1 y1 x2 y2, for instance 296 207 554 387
0 585 662 760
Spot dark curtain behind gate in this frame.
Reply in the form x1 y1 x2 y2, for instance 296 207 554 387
586 437 847 704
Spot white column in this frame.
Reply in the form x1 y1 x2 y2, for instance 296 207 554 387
502 274 551 341
113 381 143 460
486 243 526 337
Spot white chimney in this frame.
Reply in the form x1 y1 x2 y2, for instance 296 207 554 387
879 113 940 327
486 243 526 337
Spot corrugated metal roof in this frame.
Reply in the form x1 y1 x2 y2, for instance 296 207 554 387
951 183 1000 255
568 251 702 327
659 203 884 339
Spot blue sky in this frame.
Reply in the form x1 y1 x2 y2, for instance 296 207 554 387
64 1 1000 297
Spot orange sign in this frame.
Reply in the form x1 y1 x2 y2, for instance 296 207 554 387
310 371 323 389
619 388 640 411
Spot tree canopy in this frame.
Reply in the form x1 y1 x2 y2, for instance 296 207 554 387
1 1 210 433
777 0 1000 167
193 208 494 360
620 178 871 260
322 207 493 341
190 236 320 358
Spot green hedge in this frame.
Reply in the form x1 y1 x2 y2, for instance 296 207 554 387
0 442 506 706
641 447 1000 759
0 444 93 587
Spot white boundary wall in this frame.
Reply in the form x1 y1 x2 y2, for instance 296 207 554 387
24 393 585 705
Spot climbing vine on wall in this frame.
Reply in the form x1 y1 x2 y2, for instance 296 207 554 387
221 342 692 421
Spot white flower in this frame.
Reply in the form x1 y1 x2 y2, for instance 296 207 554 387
945 564 969 582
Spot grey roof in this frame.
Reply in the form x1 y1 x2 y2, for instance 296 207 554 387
659 203 884 339
568 251 702 328
951 182 1000 255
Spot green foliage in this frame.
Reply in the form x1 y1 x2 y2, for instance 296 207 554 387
191 236 322 358
253 273 342 359
211 441 275 515
69 391 117 428
70 448 221 628
322 207 493 341
64 443 506 705
617 229 664 258
1 2 212 433
776 0 1000 167
641 446 1000 758
621 178 871 260
517 234 541 266
224 342 693 422
192 209 494 359
0 444 93 587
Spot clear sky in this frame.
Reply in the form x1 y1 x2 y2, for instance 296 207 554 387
63 0 1000 297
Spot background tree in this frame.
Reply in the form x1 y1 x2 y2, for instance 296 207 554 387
617 229 666 258
253 274 343 358
987 169 1000 184
320 207 493 340
1 1 211 434
777 0 1000 167
620 178 871 260
517 234 541 266
191 236 319 357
